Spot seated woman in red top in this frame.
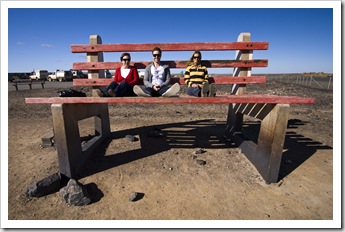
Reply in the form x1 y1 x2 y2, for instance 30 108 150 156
97 52 139 97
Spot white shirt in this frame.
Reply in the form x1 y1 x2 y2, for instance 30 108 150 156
151 65 164 86
120 68 130 79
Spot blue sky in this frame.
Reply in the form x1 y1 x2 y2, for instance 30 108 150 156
5 4 338 74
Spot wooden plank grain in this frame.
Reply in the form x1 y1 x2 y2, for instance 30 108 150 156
71 42 269 53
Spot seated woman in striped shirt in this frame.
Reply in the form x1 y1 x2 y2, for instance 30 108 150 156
184 51 216 97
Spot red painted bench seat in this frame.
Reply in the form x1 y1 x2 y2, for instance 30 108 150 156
25 95 315 105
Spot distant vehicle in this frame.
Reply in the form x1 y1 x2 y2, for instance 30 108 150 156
48 70 73 82
138 71 145 78
71 70 86 79
30 70 48 81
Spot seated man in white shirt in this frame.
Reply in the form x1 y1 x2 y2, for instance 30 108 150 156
133 47 180 97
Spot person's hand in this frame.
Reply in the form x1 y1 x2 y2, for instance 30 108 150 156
153 85 161 91
191 83 198 88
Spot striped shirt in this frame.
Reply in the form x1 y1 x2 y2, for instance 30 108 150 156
184 64 208 87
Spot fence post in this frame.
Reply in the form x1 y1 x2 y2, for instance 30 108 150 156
328 76 332 89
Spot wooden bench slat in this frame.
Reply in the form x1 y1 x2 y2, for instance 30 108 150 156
73 59 268 70
73 76 267 87
25 95 315 105
71 42 269 53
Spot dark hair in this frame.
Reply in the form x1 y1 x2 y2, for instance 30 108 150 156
152 47 162 55
120 52 131 61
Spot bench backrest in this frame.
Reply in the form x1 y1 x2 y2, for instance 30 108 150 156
73 75 267 87
71 32 268 95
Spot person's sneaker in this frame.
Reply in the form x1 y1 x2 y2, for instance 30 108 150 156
162 83 180 97
96 89 106 97
201 82 209 97
133 85 151 97
208 83 216 97
107 89 116 97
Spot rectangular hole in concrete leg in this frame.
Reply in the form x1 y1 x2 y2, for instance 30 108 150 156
78 117 99 148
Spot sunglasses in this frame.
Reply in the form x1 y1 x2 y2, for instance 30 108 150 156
122 59 130 62
193 56 200 59
153 54 161 57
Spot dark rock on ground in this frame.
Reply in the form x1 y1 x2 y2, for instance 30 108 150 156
26 172 61 198
59 179 92 206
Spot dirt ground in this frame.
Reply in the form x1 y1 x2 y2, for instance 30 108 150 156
6 77 335 227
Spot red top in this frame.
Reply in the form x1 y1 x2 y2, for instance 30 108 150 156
114 66 139 85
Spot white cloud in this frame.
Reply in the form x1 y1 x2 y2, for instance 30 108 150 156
41 44 54 48
16 42 23 45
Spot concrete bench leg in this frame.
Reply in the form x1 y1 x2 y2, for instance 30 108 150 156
226 103 290 183
255 104 290 183
51 103 110 179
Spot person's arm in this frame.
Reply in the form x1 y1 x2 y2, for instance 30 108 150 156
184 66 192 87
114 68 122 84
143 65 153 88
161 66 171 88
203 66 209 83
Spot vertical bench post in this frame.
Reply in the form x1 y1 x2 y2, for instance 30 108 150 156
52 35 110 179
227 32 253 134
225 33 289 183
88 35 105 96
232 32 252 95
88 35 111 155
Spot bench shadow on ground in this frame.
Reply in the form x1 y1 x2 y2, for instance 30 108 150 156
241 119 333 181
79 119 233 179
78 119 333 182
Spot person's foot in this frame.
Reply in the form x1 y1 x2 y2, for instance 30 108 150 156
162 83 180 97
107 89 116 97
96 89 106 97
133 85 151 97
201 82 209 97
208 83 216 97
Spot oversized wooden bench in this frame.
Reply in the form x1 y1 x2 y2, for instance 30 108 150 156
25 32 315 183
13 79 45 91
